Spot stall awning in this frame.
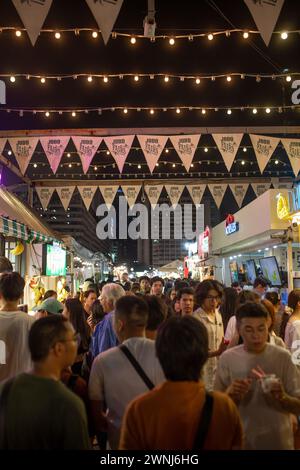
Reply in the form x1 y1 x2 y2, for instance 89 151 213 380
0 186 61 244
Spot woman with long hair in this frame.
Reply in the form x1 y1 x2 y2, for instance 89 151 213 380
281 289 300 353
219 287 238 332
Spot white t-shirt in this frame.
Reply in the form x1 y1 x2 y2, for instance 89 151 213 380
88 336 165 449
0 310 35 382
225 315 237 342
214 343 300 450
284 320 300 354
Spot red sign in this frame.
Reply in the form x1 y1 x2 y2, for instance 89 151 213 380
225 214 235 226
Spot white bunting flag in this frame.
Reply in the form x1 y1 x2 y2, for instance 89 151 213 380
0 138 6 157
104 135 134 173
40 136 70 174
35 187 55 210
164 184 185 207
122 185 141 209
78 186 98 210
56 186 76 211
249 134 280 174
12 0 53 46
230 183 249 208
281 138 300 177
251 182 271 198
8 137 39 175
137 135 168 173
72 136 102 174
208 184 228 209
85 0 124 45
244 0 284 47
99 185 119 209
169 134 200 171
212 134 243 172
144 185 163 208
187 185 206 205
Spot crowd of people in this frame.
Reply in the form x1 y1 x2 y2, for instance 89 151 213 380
0 254 300 450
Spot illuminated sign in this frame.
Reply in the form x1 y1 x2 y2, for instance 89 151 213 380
225 222 239 235
276 193 290 220
46 243 66 276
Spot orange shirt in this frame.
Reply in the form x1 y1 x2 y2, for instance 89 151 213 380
119 380 243 450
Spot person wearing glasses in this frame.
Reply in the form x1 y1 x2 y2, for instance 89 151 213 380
193 280 227 391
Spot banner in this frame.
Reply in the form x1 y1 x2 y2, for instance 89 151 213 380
230 183 249 208
281 138 300 177
137 135 168 174
164 184 185 207
186 185 206 205
8 137 39 175
169 134 200 172
35 187 55 210
12 0 53 46
40 136 70 174
208 184 228 209
0 138 6 157
244 0 285 46
144 185 163 208
56 186 76 211
249 134 280 174
85 0 124 45
212 134 243 172
104 135 134 173
72 136 102 174
122 185 141 209
78 186 98 210
251 182 271 198
99 185 119 208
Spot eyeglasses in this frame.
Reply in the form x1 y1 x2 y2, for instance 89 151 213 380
206 295 221 301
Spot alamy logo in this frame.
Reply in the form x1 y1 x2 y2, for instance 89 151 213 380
0 80 6 104
291 80 300 105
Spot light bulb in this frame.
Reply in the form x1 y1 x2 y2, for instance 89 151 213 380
165 148 169 153
266 108 271 113
138 164 141 169
92 31 98 38
33 163 37 168
94 166 98 170
55 32 61 39
286 75 292 82
67 153 71 157
169 38 175 45
123 108 128 114
150 109 155 114
164 76 169 82
103 76 108 83
8 150 12 156
253 108 258 114
172 164 176 168
68 163 72 168
134 75 139 81
275 160 279 164
204 147 208 153
10 76 16 83
176 108 181 114
243 31 249 39
227 76 232 82
281 32 288 40
227 109 232 115
87 76 93 82
208 34 214 41
195 78 201 84
241 160 245 165
106 150 110 155
71 111 76 117
130 37 136 44
40 77 46 84
15 30 22 37
45 111 50 117
202 109 206 114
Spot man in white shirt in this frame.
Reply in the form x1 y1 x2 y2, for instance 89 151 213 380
0 272 35 382
88 295 165 449
214 301 300 450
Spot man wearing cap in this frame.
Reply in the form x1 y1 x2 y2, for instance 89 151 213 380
35 298 64 318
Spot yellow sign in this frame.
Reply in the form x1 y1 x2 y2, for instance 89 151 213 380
276 193 289 220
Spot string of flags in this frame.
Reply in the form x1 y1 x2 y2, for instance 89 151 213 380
2 133 300 177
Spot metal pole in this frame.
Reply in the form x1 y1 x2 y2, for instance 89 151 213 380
287 226 294 292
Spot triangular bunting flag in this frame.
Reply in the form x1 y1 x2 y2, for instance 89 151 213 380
72 136 102 174
249 134 280 174
212 134 243 172
85 0 124 45
104 135 134 173
169 134 200 171
251 182 271 198
144 185 163 208
186 185 206 205
281 138 300 177
164 184 185 207
40 136 70 174
12 0 53 46
0 138 7 157
244 0 284 47
8 137 39 175
35 187 55 211
99 185 119 209
56 186 76 211
122 185 141 209
78 186 98 211
137 135 168 173
208 184 228 209
230 183 249 208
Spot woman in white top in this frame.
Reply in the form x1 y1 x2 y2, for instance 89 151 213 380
283 289 300 355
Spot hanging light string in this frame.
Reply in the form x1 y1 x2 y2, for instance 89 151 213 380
3 26 298 41
2 104 299 116
5 71 298 82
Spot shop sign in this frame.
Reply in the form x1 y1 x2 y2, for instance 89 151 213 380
225 214 239 235
198 226 210 259
276 193 290 219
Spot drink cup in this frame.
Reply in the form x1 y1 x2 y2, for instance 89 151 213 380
260 374 280 393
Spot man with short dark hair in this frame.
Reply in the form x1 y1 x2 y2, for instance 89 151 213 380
215 302 300 450
150 276 165 297
89 295 165 449
253 277 268 297
83 289 97 317
0 316 90 449
143 295 167 339
119 316 243 450
178 287 195 316
0 272 35 381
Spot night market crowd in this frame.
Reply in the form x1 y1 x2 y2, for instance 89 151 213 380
1 255 300 450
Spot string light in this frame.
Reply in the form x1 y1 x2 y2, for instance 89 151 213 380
67 153 71 157
87 75 93 82
208 34 214 41
226 76 232 82
138 164 141 169
281 32 288 40
134 75 139 81
54 32 61 39
243 147 247 152
130 36 136 44
68 164 72 168
106 150 110 155
33 163 37 168
286 75 292 82
176 108 181 114
204 147 208 153
275 160 279 164
10 76 15 83
15 30 22 37
123 108 128 114
172 164 176 168
195 78 201 85
164 76 169 82
150 109 155 114
227 109 232 114
45 111 50 117
201 109 206 114
103 76 108 83
241 160 245 165
94 166 98 170
169 38 175 45
71 111 76 117
165 148 169 153
243 31 249 39
253 108 258 114
266 108 271 113
40 77 46 84
92 31 98 38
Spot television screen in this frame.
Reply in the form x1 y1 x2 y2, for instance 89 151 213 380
45 243 66 276
245 259 257 284
229 262 239 283
259 256 281 287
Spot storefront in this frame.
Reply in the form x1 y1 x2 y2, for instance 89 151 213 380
211 189 292 288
